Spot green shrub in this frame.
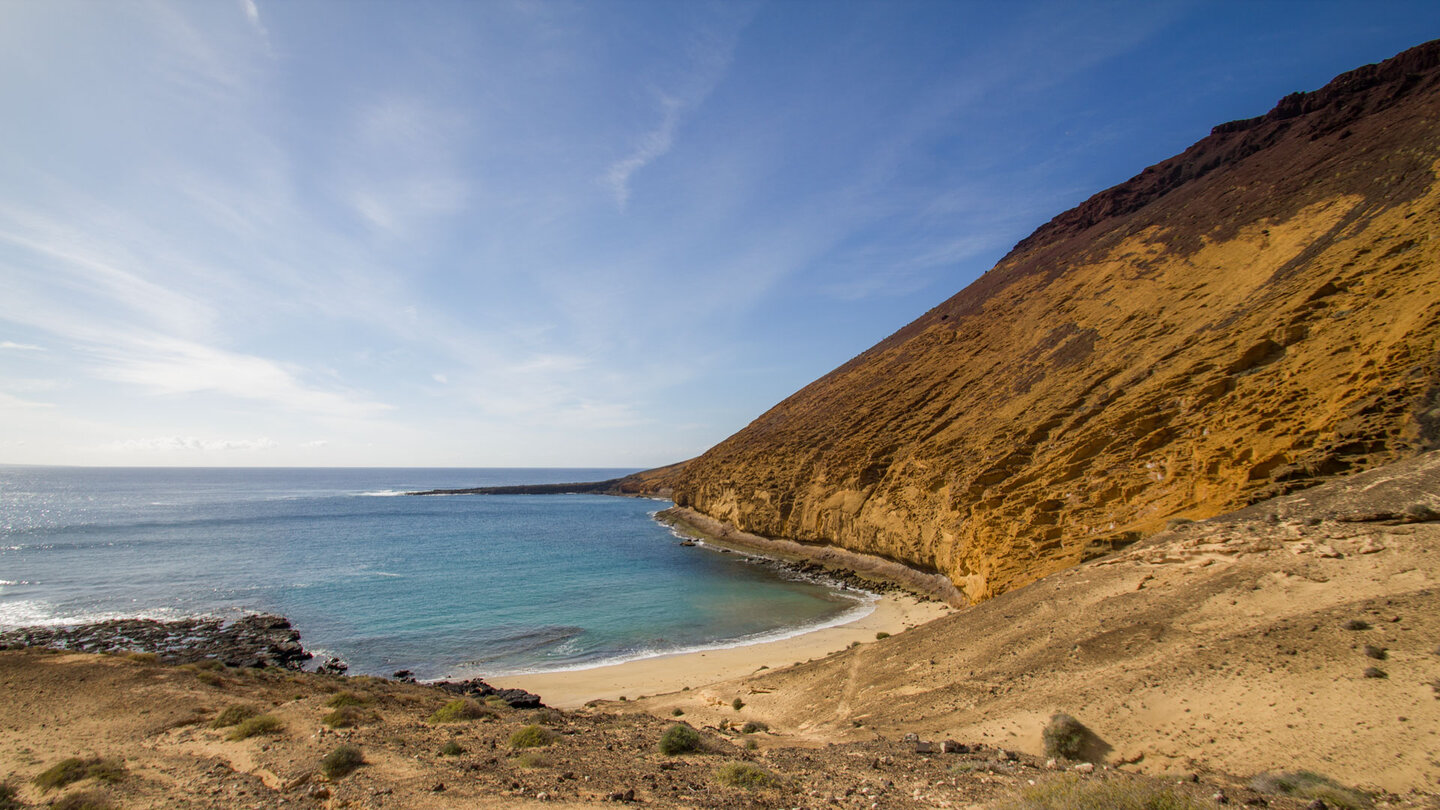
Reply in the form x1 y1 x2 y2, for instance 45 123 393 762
52 790 116 810
33 757 126 791
1343 619 1371 631
323 705 378 728
193 669 225 686
1008 775 1212 809
731 697 745 711
875 631 891 640
1251 771 1370 809
0 782 18 810
516 751 550 768
123 651 159 663
325 691 368 708
713 761 778 789
1041 713 1088 760
211 704 260 728
740 721 768 734
744 738 758 750
671 707 685 716
658 724 703 755
439 740 466 756
428 698 495 723
510 724 555 748
193 659 225 671
227 714 283 740
320 744 365 778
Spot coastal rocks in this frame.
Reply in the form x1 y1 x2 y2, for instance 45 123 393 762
660 40 1440 604
0 613 313 669
433 677 545 708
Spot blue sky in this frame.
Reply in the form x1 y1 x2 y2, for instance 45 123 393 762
2 1 1437 468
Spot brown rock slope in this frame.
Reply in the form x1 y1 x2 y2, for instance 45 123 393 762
637 448 1440 795
670 40 1440 603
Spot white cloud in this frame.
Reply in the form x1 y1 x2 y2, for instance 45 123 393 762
0 341 44 351
605 97 682 208
299 439 329 449
91 336 394 422
432 373 448 384
108 436 278 452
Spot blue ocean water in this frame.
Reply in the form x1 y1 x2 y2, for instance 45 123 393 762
0 467 869 679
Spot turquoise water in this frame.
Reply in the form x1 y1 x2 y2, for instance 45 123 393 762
0 467 869 679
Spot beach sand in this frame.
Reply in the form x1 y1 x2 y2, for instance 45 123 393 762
489 593 951 709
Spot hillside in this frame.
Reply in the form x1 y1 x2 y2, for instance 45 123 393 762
665 39 1440 602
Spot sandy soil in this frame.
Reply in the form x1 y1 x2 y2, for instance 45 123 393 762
490 594 950 708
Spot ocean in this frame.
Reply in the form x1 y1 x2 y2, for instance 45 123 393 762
0 467 871 679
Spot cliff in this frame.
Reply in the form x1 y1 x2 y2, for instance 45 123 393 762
668 40 1440 603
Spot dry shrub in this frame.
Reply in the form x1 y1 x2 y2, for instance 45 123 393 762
509 724 555 748
211 704 260 728
320 744 365 778
428 698 495 723
1008 774 1214 810
1251 771 1370 809
713 761 777 789
33 758 126 792
1041 713 1089 760
226 714 283 740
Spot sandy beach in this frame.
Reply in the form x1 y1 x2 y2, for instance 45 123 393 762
490 593 951 708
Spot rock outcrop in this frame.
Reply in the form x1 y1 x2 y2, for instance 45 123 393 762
668 40 1440 602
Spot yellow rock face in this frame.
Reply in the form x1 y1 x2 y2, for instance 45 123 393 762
669 42 1440 602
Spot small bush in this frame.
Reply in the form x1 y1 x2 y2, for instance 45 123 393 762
743 738 758 750
731 697 745 711
193 659 225 671
428 698 494 723
52 790 116 810
1362 644 1387 660
123 651 158 663
227 714 283 740
1362 666 1387 679
320 744 365 778
1041 713 1088 760
658 724 703 755
1008 774 1212 809
516 751 550 768
671 707 685 716
1251 771 1370 809
323 705 378 728
193 669 225 687
713 761 778 789
211 704 260 728
33 757 126 791
740 721 768 734
509 724 555 748
325 691 368 708
0 782 18 810
1343 619 1371 631
875 631 891 640
439 740 466 756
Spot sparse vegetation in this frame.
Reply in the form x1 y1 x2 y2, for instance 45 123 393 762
323 704 378 728
439 740 466 756
226 714 283 740
658 723 703 755
1343 619 1371 631
428 698 494 723
740 720 768 734
671 707 685 716
52 790 116 810
211 704 260 728
1362 666 1387 679
516 750 550 768
1251 771 1370 809
320 744 365 778
1041 713 1089 760
122 651 158 663
713 761 778 789
325 691 368 708
33 757 126 791
1362 644 1387 660
875 631 891 640
731 697 745 711
509 724 556 748
193 669 225 686
1007 774 1213 809
0 782 20 810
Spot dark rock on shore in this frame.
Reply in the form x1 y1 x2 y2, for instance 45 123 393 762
432 677 545 708
0 613 313 669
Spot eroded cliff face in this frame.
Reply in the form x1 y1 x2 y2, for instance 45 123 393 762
670 41 1440 603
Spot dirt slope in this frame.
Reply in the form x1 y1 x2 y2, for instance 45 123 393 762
636 449 1440 796
668 39 1440 602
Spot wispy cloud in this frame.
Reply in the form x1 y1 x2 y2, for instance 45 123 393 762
0 341 44 351
108 436 278 452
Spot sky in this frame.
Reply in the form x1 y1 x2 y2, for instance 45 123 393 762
1 1 1438 468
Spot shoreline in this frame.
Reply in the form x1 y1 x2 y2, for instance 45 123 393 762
489 591 950 709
